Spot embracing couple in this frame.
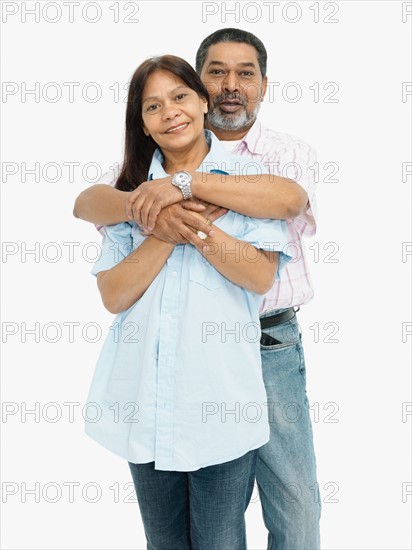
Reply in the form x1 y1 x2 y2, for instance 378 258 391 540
74 28 321 550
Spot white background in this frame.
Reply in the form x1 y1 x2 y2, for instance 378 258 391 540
1 1 411 549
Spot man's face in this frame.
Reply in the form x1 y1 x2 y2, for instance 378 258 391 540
199 42 268 132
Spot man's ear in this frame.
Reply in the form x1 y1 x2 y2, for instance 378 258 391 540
261 75 268 101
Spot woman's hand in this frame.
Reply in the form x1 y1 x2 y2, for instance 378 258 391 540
126 177 183 230
140 200 228 247
187 201 228 222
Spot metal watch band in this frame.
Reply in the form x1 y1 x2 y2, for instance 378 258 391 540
172 171 193 200
180 185 192 200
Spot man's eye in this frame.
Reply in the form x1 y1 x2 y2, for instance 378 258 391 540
240 71 254 77
209 69 225 75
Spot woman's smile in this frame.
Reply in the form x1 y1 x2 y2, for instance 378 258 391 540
164 122 190 134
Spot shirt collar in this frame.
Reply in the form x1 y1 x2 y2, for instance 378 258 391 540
238 119 265 155
148 129 232 180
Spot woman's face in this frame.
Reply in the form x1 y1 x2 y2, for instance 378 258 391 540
141 70 208 154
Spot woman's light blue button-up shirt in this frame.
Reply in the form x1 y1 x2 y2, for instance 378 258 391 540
85 131 291 471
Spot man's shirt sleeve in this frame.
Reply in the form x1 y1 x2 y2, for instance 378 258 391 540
264 139 318 236
94 163 123 234
100 163 122 186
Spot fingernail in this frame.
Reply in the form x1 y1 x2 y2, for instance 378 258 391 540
208 230 215 236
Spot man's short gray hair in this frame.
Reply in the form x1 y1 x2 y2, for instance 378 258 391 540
195 28 267 78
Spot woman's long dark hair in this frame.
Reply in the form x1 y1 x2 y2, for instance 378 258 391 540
115 55 210 192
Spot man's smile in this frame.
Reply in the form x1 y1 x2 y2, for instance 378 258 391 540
215 94 247 114
219 102 243 113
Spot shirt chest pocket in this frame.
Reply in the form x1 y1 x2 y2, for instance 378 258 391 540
189 252 228 291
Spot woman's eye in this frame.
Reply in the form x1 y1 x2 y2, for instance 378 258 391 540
146 104 159 112
175 93 187 101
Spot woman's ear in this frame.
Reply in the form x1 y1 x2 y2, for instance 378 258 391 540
142 125 150 137
202 98 208 114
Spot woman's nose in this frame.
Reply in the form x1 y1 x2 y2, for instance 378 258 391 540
162 104 181 121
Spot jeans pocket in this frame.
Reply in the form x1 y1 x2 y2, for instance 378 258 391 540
260 332 283 347
259 319 300 350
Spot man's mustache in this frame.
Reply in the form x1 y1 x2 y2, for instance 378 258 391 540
213 93 248 108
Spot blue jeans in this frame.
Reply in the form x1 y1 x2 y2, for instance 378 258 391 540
128 450 258 550
257 309 321 549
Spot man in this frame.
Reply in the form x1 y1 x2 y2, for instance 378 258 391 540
74 28 320 550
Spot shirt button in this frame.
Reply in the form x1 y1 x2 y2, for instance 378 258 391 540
166 314 172 320
171 271 177 277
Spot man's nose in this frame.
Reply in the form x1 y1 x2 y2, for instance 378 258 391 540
222 72 239 93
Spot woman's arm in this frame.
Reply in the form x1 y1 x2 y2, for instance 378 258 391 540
97 235 174 314
193 224 279 295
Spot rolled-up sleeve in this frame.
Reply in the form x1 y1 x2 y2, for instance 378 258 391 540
295 144 318 233
91 222 134 277
233 216 292 277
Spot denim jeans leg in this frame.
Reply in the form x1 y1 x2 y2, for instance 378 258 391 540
189 450 258 550
257 314 321 550
128 461 192 550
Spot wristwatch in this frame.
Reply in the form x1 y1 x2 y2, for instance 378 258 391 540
171 171 192 200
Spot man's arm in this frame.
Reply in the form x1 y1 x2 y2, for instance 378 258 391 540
73 172 307 229
72 183 217 242
125 172 307 231
73 184 130 225
190 172 307 219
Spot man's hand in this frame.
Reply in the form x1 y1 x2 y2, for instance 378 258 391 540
140 200 228 247
126 177 183 230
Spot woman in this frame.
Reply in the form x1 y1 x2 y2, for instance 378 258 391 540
85 55 290 549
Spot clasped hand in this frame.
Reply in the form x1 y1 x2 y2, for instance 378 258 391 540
126 176 227 247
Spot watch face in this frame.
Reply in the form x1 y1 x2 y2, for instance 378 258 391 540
175 172 189 186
